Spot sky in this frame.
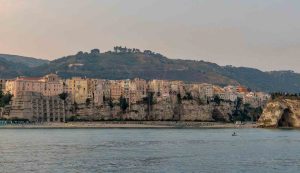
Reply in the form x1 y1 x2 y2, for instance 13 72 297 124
0 0 300 72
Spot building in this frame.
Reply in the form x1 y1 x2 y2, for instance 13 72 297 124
0 79 8 92
110 80 123 101
7 91 66 122
64 77 103 105
102 80 111 100
149 80 170 97
87 79 104 105
130 78 148 102
170 80 185 95
5 74 63 97
198 83 214 98
236 86 248 93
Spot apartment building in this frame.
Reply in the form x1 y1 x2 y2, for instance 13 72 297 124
0 79 8 92
8 91 66 122
5 74 63 97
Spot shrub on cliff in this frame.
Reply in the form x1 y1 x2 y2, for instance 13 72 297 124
119 96 129 113
0 91 13 107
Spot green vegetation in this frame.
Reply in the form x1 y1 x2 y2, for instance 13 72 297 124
0 91 13 107
177 93 182 104
0 54 48 67
183 92 193 100
59 92 68 101
270 92 300 100
108 98 114 109
143 91 155 105
85 98 91 106
213 95 222 105
230 98 263 122
119 96 129 113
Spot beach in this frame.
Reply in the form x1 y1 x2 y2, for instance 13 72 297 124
0 121 258 129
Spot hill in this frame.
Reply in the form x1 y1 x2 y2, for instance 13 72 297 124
0 57 30 78
0 54 49 67
1 47 300 93
29 49 238 86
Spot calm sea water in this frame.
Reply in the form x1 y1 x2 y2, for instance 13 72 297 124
0 128 300 173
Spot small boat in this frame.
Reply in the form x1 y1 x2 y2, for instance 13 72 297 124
232 132 238 136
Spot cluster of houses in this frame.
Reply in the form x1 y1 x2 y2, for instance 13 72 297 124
0 74 270 122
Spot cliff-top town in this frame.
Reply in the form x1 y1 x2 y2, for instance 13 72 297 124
0 74 270 122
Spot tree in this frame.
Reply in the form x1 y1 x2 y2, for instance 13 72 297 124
0 92 13 107
231 98 254 122
177 93 182 104
119 96 129 113
59 92 68 101
235 97 243 110
86 98 91 106
213 95 221 105
73 102 79 111
183 92 193 100
143 91 155 105
108 98 114 109
143 91 155 120
90 49 100 55
113 46 118 53
76 51 84 56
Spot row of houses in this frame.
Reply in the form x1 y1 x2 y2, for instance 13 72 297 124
0 74 270 122
3 74 270 106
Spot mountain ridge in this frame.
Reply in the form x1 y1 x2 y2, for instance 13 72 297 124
0 53 49 68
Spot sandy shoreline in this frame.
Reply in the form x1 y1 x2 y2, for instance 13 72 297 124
0 121 258 129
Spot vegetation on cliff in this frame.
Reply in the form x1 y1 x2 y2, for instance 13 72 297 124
0 91 13 108
270 92 300 100
64 93 263 123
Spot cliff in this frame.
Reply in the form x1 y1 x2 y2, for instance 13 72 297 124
69 99 235 122
258 99 300 128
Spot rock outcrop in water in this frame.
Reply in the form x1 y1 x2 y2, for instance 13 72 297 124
258 99 300 128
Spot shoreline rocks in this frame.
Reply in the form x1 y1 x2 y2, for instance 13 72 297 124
258 99 300 128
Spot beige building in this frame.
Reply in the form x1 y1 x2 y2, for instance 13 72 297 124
5 74 63 97
64 77 88 104
88 79 104 105
102 80 111 100
130 78 148 103
199 83 214 98
110 80 123 101
170 80 184 95
7 91 66 122
64 77 103 105
0 79 8 92
149 80 170 97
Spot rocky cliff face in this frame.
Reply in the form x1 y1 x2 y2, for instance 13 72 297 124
69 99 235 122
258 99 300 128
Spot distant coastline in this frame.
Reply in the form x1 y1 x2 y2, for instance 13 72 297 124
0 121 257 129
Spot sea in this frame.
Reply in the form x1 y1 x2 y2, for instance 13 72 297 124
0 128 299 173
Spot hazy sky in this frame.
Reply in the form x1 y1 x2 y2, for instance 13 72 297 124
1 0 300 72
